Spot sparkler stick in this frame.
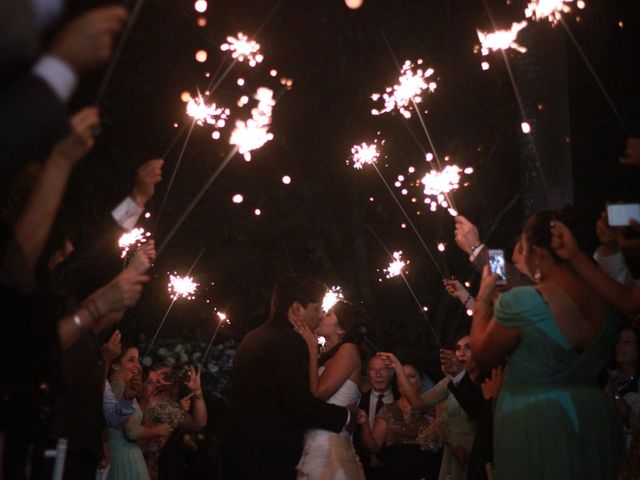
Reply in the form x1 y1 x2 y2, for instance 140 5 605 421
201 312 230 365
95 0 148 105
481 0 551 205
378 32 458 213
145 248 205 356
367 225 442 347
156 146 239 256
558 17 631 136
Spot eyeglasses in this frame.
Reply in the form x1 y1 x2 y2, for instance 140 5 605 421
617 337 636 344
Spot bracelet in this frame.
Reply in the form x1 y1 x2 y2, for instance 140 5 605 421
72 314 84 330
192 390 203 400
469 243 484 263
463 293 473 307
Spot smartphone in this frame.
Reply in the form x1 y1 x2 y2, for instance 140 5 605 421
607 204 640 227
488 249 507 285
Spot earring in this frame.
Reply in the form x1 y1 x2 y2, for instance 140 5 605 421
534 268 542 283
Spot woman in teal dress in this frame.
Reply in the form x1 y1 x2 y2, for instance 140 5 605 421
471 210 624 480
107 347 172 480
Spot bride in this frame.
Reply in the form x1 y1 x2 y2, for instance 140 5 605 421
293 300 368 480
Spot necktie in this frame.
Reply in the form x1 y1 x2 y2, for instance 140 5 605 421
375 393 385 415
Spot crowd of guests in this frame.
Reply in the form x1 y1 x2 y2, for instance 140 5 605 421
2 1 640 480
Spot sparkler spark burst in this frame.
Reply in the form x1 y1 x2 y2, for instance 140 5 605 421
230 87 275 160
186 94 231 135
118 228 148 258
525 0 582 24
215 311 231 325
477 21 528 56
168 275 199 300
384 251 407 278
220 32 264 67
420 165 469 216
350 142 380 169
371 60 437 119
322 286 344 313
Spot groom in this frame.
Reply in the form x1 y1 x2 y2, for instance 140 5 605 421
224 274 350 480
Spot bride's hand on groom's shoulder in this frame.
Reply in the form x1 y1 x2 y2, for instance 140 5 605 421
292 318 318 352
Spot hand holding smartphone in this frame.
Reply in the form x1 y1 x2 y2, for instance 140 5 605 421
607 204 640 227
488 249 507 285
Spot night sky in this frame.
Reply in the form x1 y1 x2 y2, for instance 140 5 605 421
64 0 640 375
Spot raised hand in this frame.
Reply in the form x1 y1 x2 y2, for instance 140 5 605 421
550 220 581 262
132 159 164 207
454 216 481 255
49 6 128 73
443 278 469 303
129 240 156 274
377 352 402 372
481 365 504 400
102 330 122 365
440 349 463 377
179 393 193 413
184 366 202 394
51 107 100 166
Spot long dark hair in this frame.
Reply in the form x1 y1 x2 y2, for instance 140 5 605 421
522 207 574 264
319 300 369 366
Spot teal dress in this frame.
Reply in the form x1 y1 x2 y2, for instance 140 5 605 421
493 287 624 480
107 381 150 480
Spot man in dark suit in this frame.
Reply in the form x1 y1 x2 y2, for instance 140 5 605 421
224 274 351 480
355 355 399 480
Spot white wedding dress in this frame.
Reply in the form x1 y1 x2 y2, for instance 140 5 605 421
296 367 365 480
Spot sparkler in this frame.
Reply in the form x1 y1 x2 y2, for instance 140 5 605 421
118 227 149 258
383 251 407 278
230 87 275 160
367 225 442 347
186 94 230 131
220 33 264 67
146 249 205 356
371 60 437 119
525 0 581 25
322 286 344 312
168 274 199 300
201 311 231 365
350 142 381 170
477 21 528 56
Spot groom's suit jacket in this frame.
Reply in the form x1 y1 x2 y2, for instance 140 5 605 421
223 319 348 480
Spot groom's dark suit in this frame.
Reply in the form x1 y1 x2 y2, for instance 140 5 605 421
223 318 348 480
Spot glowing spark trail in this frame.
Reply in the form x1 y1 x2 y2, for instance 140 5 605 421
384 251 407 278
525 0 582 24
220 32 264 67
371 60 437 119
477 21 528 55
322 286 344 312
168 275 199 300
202 310 231 365
118 228 148 258
230 87 275 160
350 142 380 170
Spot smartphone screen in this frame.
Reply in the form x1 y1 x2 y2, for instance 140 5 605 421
488 249 507 285
607 204 640 227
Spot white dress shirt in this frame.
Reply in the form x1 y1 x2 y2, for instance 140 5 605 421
111 196 145 231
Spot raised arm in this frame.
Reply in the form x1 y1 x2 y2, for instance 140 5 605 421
551 221 640 314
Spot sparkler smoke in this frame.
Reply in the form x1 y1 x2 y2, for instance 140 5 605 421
118 228 149 258
384 251 407 278
201 311 231 365
322 286 344 312
168 274 199 300
230 87 275 160
525 0 582 25
371 60 437 119
146 249 205 355
367 225 442 347
477 21 528 56
220 32 264 67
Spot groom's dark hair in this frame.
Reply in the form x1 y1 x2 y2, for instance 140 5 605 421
269 274 326 324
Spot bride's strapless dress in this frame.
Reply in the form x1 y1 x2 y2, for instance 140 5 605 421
296 367 365 480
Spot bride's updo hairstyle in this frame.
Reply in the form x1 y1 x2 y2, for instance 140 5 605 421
522 206 575 264
319 300 370 366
